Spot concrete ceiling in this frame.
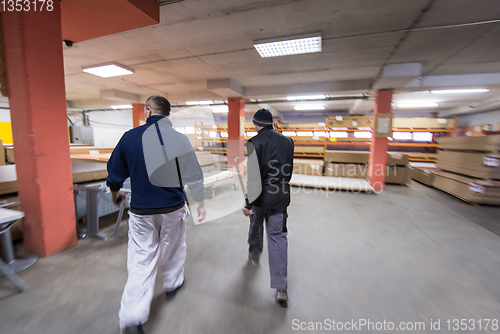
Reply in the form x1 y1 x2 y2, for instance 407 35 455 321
63 0 500 117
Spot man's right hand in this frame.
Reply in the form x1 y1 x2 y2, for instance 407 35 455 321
111 191 126 206
197 200 207 222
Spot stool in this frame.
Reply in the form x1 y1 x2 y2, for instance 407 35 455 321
0 208 37 293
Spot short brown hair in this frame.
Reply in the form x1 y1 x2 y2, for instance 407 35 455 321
145 95 171 116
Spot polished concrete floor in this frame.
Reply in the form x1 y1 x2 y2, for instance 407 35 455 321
1 180 500 334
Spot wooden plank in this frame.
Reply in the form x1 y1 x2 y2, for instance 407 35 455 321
71 153 111 162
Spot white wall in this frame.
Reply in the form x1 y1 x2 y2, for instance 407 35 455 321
457 109 500 131
0 109 11 122
86 110 133 148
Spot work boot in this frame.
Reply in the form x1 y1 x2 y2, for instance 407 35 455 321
275 289 288 305
248 253 259 266
122 324 146 334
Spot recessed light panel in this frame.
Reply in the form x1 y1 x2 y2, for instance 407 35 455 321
254 33 322 58
82 63 134 78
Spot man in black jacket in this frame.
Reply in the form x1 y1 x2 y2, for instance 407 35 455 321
242 108 294 305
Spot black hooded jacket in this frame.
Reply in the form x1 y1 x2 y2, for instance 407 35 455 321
246 128 294 209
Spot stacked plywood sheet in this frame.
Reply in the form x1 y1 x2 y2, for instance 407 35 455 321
292 159 324 176
435 135 500 204
0 160 108 196
410 166 437 187
324 151 410 185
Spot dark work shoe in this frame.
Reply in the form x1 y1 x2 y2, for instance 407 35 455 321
275 289 288 305
248 253 259 266
122 324 146 334
165 279 185 297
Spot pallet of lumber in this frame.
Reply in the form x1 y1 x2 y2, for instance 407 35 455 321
436 150 500 180
433 170 500 205
438 135 500 152
410 166 437 186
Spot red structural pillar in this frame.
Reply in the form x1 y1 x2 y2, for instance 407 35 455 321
368 89 394 192
2 4 77 256
227 97 245 170
132 103 145 128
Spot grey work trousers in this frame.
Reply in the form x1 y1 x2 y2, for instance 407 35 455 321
248 206 288 290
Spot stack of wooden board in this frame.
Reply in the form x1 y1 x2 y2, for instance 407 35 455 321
323 151 410 185
434 135 500 204
410 166 437 187
5 145 114 164
292 159 324 176
0 160 109 196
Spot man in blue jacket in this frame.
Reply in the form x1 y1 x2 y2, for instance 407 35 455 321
107 95 206 334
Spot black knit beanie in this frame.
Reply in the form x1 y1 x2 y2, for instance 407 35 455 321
253 109 273 128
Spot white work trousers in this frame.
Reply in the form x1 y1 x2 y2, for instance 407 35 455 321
119 205 188 329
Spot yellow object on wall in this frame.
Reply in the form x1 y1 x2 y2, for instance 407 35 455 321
0 122 13 144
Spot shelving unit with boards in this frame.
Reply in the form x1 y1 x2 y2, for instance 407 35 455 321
193 121 256 155
193 116 456 163
275 116 457 163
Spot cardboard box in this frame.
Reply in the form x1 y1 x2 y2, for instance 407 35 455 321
437 150 500 180
0 139 5 165
410 167 437 186
393 117 454 129
433 170 500 205
439 135 500 152
293 159 324 176
324 150 409 166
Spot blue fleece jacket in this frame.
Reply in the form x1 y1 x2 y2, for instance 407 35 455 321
106 115 205 211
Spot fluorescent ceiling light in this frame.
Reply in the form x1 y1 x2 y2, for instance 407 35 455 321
110 105 132 109
430 89 489 94
211 106 229 113
294 105 325 110
286 95 326 100
254 33 322 58
394 101 438 108
82 63 134 78
185 100 213 105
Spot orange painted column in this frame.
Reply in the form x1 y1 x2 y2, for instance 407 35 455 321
2 4 77 256
132 103 145 128
368 89 393 192
227 97 245 170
